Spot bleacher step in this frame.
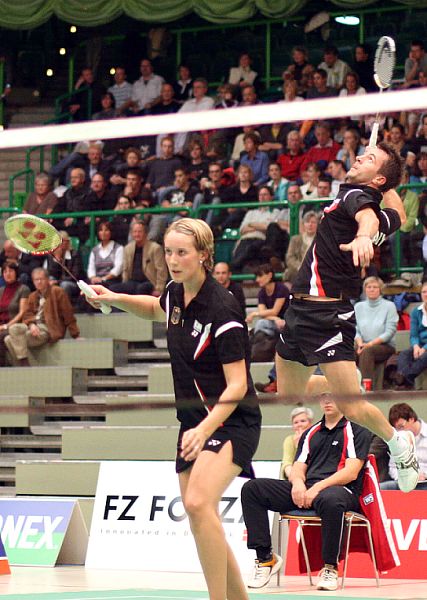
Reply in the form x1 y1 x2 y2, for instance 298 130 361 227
115 365 151 376
31 422 102 436
0 453 60 464
1 435 61 449
73 394 108 405
87 375 148 390
127 348 170 361
0 487 16 496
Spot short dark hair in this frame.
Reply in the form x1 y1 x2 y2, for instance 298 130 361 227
102 92 116 108
390 123 405 135
318 175 332 186
126 168 143 179
316 120 331 133
330 159 346 171
243 132 260 146
377 142 404 192
254 263 274 278
293 45 307 55
355 43 371 55
324 45 338 56
124 146 142 161
97 220 112 233
314 68 327 80
389 403 418 426
346 71 360 87
258 185 274 197
411 40 425 50
175 166 190 177
193 77 208 87
3 260 19 276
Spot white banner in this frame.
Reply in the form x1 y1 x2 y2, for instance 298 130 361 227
86 460 279 573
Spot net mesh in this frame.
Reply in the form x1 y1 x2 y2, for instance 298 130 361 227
4 215 62 255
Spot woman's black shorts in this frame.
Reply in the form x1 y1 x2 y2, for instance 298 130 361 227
176 421 261 479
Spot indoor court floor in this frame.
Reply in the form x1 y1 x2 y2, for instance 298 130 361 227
0 568 426 600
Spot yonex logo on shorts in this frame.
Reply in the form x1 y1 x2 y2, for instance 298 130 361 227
208 439 221 446
315 332 343 353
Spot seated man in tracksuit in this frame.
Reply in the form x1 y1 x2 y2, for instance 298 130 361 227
241 394 371 591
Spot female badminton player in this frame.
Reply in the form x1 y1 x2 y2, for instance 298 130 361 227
86 218 261 600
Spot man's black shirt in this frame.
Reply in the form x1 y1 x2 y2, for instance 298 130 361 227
293 184 401 299
296 416 372 496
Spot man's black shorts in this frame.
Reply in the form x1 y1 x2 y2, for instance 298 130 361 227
276 298 356 366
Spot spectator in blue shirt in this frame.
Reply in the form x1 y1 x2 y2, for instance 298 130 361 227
240 132 269 186
395 281 427 388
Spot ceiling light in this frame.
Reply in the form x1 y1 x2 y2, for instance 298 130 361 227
335 16 360 26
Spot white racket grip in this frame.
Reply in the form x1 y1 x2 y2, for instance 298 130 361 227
77 280 112 315
369 122 379 148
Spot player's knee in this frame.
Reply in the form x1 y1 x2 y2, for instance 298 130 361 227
183 493 211 521
338 401 362 422
241 479 258 505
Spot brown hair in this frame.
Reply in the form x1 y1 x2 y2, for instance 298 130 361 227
389 403 418 426
377 142 404 192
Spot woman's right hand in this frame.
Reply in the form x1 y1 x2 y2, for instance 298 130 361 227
83 285 120 309
414 344 425 359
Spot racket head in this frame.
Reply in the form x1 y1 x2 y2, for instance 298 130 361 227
373 36 396 89
4 215 62 256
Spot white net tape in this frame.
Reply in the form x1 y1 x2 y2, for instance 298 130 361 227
0 88 425 149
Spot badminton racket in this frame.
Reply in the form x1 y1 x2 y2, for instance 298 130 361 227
4 214 112 314
369 36 396 147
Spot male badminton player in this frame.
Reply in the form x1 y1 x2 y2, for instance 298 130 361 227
275 142 420 494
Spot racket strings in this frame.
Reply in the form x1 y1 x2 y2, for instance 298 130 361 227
50 254 79 283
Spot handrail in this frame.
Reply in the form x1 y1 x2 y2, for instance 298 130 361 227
24 112 73 177
54 85 93 121
8 168 34 208
0 206 20 216
39 205 192 247
0 60 4 129
25 146 45 174
6 182 427 274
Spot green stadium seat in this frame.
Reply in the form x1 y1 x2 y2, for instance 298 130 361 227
13 192 27 210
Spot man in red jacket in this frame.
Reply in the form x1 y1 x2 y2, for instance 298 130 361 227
5 268 80 366
277 130 306 181
300 121 341 173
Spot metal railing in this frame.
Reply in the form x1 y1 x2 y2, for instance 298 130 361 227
37 205 192 247
2 181 424 279
54 85 93 121
8 169 34 208
0 60 4 129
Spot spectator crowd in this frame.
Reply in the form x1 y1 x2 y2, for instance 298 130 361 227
1 40 427 378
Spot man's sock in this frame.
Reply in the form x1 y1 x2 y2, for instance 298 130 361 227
256 548 273 563
386 429 409 455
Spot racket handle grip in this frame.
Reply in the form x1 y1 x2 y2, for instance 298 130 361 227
77 280 112 315
369 123 379 148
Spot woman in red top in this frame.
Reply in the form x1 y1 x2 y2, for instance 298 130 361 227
0 261 30 365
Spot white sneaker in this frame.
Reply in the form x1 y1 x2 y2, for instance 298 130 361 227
393 430 419 493
317 566 339 591
247 553 283 589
